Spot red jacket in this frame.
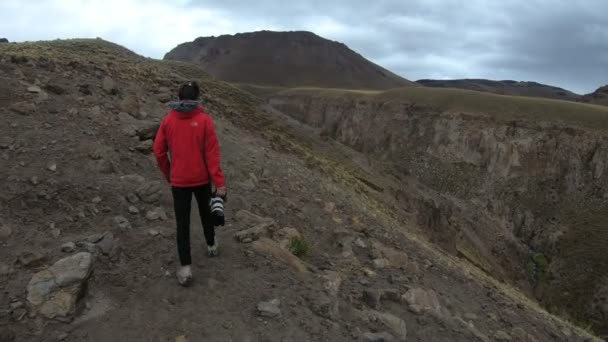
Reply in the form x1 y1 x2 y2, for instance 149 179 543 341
153 106 225 188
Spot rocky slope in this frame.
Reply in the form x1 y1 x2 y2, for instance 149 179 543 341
266 86 608 337
417 79 580 101
164 31 414 90
0 39 602 341
581 85 608 106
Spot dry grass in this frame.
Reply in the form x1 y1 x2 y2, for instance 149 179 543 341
273 86 608 131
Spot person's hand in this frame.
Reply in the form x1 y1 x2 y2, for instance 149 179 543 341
216 186 227 200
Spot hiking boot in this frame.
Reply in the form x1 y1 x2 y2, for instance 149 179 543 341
207 240 219 257
176 265 192 286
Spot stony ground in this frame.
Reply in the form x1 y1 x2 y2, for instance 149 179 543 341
0 39 602 342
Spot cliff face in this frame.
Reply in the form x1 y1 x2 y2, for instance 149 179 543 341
268 90 608 332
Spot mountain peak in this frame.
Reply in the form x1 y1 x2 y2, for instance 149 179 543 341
164 31 413 90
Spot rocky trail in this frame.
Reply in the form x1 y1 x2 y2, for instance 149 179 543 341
0 40 602 341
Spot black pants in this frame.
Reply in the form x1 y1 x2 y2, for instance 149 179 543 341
172 184 215 266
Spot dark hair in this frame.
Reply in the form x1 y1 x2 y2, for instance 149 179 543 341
178 81 200 101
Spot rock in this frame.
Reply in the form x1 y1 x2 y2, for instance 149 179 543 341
57 332 69 341
135 140 153 153
10 301 24 310
324 202 336 213
354 238 367 248
368 311 407 342
119 95 140 117
464 313 478 321
134 121 160 141
96 233 115 256
26 252 93 319
128 206 139 214
102 77 118 95
44 84 66 95
362 268 377 278
30 176 39 185
157 93 172 103
363 289 382 309
136 181 162 203
175 335 188 342
235 222 273 243
114 216 131 230
401 288 443 316
373 258 390 269
0 262 12 276
18 251 47 268
146 207 167 221
251 238 308 273
88 106 102 119
309 294 340 320
51 228 61 239
0 224 12 240
91 196 102 204
381 289 401 302
274 227 301 249
361 332 396 342
9 101 36 115
148 229 160 237
61 242 76 253
28 85 42 93
494 330 512 341
126 193 140 204
235 210 275 228
371 242 409 268
47 162 57 172
257 298 281 318
322 271 342 297
0 136 14 149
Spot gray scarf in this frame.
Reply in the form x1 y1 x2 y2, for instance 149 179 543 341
169 100 199 112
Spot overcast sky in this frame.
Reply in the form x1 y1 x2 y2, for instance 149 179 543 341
1 0 606 94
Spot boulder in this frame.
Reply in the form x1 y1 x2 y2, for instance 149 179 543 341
367 311 407 342
256 298 281 318
9 101 36 115
136 181 162 203
61 242 76 253
274 227 301 250
401 287 443 316
102 77 118 95
371 242 409 268
234 223 271 243
235 210 275 228
119 95 140 117
114 216 131 230
27 85 42 93
26 252 93 319
251 238 308 273
146 207 167 221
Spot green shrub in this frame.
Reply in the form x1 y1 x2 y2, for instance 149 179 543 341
527 253 550 284
288 236 310 258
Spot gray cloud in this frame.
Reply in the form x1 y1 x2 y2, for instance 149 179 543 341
1 0 607 93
